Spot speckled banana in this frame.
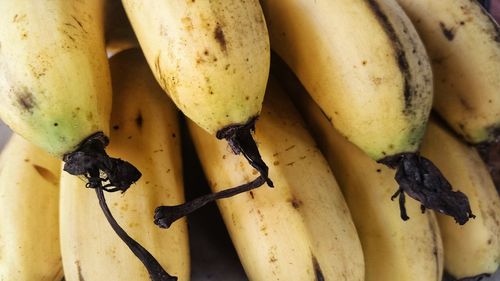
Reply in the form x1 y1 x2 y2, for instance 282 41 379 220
420 119 500 280
265 0 475 225
60 49 189 281
187 77 364 281
395 0 500 144
287 77 444 281
0 134 62 281
0 0 111 158
262 0 432 161
122 0 272 181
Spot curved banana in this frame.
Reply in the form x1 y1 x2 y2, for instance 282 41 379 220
264 0 477 225
286 76 444 281
395 0 500 144
122 0 272 181
0 1 140 193
60 49 189 281
0 0 111 157
187 77 364 281
262 0 432 160
0 134 62 281
420 119 500 280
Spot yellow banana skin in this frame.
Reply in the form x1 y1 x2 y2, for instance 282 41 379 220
60 49 189 281
0 134 62 281
396 0 500 144
122 0 269 135
261 0 432 160
0 0 112 157
287 76 444 281
420 120 500 279
188 78 364 281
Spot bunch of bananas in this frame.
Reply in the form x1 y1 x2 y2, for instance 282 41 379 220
0 0 498 280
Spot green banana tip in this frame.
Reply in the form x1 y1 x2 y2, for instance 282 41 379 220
378 153 475 225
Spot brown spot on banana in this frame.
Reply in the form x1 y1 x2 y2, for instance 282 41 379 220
427 213 441 281
135 112 143 128
16 90 36 113
311 254 325 281
214 24 227 51
439 22 455 41
33 164 58 185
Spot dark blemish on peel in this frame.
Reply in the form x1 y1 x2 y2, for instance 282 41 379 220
135 112 143 128
376 169 382 173
113 125 119 130
17 91 36 112
53 123 58 127
249 191 255 199
312 255 325 281
33 165 58 185
439 22 455 41
172 133 176 138
290 198 302 209
76 261 85 281
214 24 227 51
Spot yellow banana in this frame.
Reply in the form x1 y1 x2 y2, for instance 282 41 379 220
0 0 110 157
395 0 500 144
285 73 444 281
0 0 140 194
60 49 189 281
0 134 62 281
183 77 364 281
261 0 431 161
420 119 500 280
122 0 272 181
262 0 475 225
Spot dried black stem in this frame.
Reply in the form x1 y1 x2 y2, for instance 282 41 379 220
378 153 475 225
63 132 141 193
154 175 267 228
216 117 273 187
94 169 176 281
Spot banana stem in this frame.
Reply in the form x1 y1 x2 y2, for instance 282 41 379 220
94 171 177 281
216 117 274 187
62 132 141 192
378 153 475 225
154 175 267 228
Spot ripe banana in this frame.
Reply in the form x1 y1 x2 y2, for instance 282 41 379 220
0 0 140 193
420 119 500 280
122 0 272 182
60 49 189 281
186 77 365 281
0 134 62 281
395 0 500 144
262 0 475 225
285 74 444 281
261 0 432 161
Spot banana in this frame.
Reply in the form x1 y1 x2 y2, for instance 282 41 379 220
285 74 444 281
395 0 500 144
60 49 189 281
185 77 364 281
122 0 272 181
0 0 110 157
0 134 62 281
261 0 432 161
0 0 141 193
264 0 476 224
420 119 500 280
